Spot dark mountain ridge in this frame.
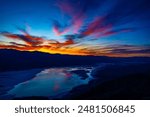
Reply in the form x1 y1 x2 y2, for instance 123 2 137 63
0 49 150 72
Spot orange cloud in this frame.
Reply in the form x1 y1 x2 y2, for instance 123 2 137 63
0 41 150 57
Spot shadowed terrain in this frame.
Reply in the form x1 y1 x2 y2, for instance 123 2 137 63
61 63 150 100
0 49 150 72
0 49 150 100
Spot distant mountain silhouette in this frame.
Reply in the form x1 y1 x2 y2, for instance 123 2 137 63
0 49 150 71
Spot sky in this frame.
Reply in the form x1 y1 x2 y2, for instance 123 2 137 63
0 0 150 57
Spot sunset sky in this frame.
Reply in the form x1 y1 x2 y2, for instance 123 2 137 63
0 0 150 57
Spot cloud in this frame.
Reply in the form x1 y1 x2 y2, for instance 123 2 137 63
9 42 27 47
78 16 134 39
53 0 86 35
97 44 150 57
1 32 45 46
107 44 150 54
51 0 137 43
52 20 70 36
0 31 76 50
0 0 150 57
0 32 150 57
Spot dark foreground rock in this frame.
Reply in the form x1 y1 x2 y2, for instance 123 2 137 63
61 62 150 100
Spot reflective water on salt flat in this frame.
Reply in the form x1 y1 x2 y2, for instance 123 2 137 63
8 67 92 98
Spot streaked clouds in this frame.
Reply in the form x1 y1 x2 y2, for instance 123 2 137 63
0 0 150 56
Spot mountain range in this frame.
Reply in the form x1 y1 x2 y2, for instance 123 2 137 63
0 49 150 72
